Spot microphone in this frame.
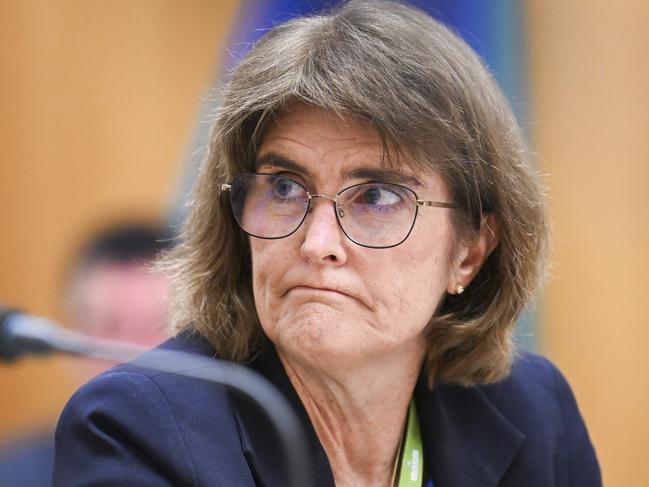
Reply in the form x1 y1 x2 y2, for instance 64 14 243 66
0 307 149 362
0 307 312 487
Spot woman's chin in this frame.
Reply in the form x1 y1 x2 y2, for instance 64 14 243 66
269 312 367 368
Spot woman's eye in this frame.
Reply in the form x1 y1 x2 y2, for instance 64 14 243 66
360 185 402 206
271 177 303 199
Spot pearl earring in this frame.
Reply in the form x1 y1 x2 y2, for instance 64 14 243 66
456 284 465 295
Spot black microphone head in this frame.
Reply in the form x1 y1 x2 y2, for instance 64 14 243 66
0 306 21 360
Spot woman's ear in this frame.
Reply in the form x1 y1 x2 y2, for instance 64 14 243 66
447 214 500 294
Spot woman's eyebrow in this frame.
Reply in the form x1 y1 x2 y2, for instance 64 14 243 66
348 168 423 188
256 154 423 188
255 153 309 175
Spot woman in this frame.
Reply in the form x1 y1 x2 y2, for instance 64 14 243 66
54 1 601 486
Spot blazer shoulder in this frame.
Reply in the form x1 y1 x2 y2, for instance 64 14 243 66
480 351 602 486
478 352 571 405
54 369 198 486
54 339 254 486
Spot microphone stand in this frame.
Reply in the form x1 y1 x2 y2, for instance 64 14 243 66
1 311 312 487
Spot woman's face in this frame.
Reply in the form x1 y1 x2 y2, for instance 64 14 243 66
250 105 460 370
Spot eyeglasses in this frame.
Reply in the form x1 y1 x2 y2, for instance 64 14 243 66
221 173 457 249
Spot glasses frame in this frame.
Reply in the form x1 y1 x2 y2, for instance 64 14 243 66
221 172 457 249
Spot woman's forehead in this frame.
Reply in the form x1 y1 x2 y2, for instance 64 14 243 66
260 104 381 155
255 104 433 188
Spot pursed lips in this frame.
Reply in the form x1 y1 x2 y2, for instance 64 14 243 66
286 285 351 298
284 285 372 310
279 278 372 310
283 284 366 305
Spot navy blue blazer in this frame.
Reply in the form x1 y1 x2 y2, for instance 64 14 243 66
54 331 601 486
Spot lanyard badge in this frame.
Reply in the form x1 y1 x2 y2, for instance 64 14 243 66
396 399 425 487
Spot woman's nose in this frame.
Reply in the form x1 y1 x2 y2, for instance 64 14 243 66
299 198 348 266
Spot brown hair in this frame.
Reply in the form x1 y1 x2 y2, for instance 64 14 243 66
161 0 548 386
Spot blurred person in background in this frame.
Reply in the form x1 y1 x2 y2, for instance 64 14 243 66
64 223 172 373
0 222 172 487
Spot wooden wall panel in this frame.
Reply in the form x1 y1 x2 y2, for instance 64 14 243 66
0 0 239 440
527 1 649 485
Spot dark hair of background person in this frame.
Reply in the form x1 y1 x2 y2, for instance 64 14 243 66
75 223 175 270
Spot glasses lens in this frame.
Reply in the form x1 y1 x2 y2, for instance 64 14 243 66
337 183 417 247
230 174 309 238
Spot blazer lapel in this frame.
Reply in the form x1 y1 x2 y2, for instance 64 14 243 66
228 343 335 487
416 377 525 487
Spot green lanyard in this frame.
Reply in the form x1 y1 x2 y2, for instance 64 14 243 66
396 399 424 487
